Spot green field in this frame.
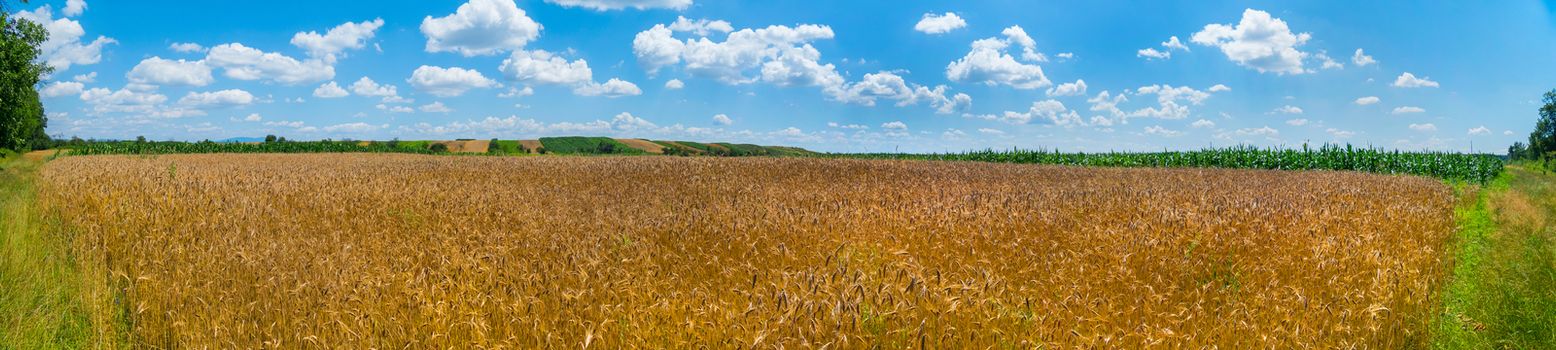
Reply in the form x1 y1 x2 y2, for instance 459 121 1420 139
536 137 645 155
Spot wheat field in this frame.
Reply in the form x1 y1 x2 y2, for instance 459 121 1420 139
37 154 1457 348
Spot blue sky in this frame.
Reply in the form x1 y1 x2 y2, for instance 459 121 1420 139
15 0 1556 152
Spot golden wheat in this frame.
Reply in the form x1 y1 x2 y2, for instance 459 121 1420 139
38 154 1456 348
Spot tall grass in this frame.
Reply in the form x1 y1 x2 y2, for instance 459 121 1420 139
837 144 1504 183
1436 167 1556 348
0 155 92 347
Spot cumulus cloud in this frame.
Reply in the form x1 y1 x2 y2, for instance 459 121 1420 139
291 18 384 62
830 71 970 113
881 121 908 130
498 86 534 98
205 43 334 84
13 5 116 72
1392 106 1426 114
946 25 1050 89
178 89 255 107
1208 84 1231 92
973 99 1082 126
323 122 382 133
635 17 965 112
1088 84 1221 122
41 81 85 98
664 79 685 89
409 65 499 97
350 77 402 101
242 113 262 122
63 0 87 17
1191 9 1312 75
1392 72 1439 88
1355 96 1380 105
1046 79 1087 97
1191 119 1215 128
1144 125 1182 137
1352 48 1376 66
1408 123 1436 132
1467 126 1491 136
914 12 967 34
500 49 594 86
1137 36 1189 60
572 78 643 97
1272 105 1303 114
170 42 206 53
422 0 541 56
543 0 692 11
420 101 454 113
127 57 213 87
313 81 349 98
712 114 732 126
1285 118 1309 126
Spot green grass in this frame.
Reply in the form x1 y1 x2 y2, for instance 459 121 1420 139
0 153 92 348
488 140 523 154
1435 167 1556 348
537 137 645 155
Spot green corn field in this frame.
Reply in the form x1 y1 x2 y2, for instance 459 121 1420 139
837 144 1504 183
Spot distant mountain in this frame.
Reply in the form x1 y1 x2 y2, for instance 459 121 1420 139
216 137 266 143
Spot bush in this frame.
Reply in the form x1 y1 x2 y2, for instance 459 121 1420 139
429 143 449 153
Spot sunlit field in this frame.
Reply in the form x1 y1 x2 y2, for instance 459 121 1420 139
37 154 1457 348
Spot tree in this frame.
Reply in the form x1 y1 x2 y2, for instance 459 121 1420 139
0 1 52 151
1509 141 1528 160
1531 90 1556 160
264 135 278 143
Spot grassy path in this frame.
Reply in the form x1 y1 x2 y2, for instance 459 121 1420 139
1436 167 1556 348
0 154 92 348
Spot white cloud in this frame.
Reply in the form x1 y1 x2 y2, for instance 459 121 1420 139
1144 125 1182 137
205 43 334 84
63 0 87 17
409 65 499 97
977 128 1005 135
1235 126 1279 137
1392 106 1426 114
664 79 685 89
376 104 415 113
1046 79 1087 97
127 57 213 87
170 42 206 53
421 0 541 56
499 49 594 86
1352 48 1376 66
1355 96 1380 105
1315 50 1343 70
1088 85 1219 121
1208 84 1231 92
544 0 692 11
1285 118 1309 126
572 78 643 97
1468 126 1491 136
323 122 381 133
242 113 262 122
1409 123 1437 132
1137 36 1189 60
1191 119 1215 128
498 86 534 98
668 17 733 36
712 114 733 125
975 99 1082 126
1505 130 1516 136
830 71 969 113
313 81 350 98
1190 9 1312 75
178 89 255 107
1392 72 1439 88
420 101 454 113
881 121 908 130
13 5 116 72
78 88 207 118
41 81 85 98
1327 128 1355 138
291 18 384 62
1273 105 1303 114
914 12 967 34
72 72 96 83
946 25 1050 89
350 77 401 100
